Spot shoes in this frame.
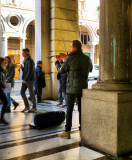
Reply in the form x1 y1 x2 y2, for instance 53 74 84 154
28 108 37 112
58 131 71 139
0 118 9 125
13 102 19 110
21 108 29 112
6 108 11 113
62 105 67 108
57 102 63 106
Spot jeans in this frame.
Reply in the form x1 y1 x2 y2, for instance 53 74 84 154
0 90 8 119
58 79 63 103
34 87 42 102
5 92 15 108
20 81 36 109
65 94 82 131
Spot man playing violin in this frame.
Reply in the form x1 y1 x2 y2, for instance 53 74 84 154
55 40 93 139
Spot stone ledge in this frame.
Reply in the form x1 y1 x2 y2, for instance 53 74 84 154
83 89 132 103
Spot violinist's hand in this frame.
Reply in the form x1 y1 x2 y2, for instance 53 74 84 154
55 56 59 61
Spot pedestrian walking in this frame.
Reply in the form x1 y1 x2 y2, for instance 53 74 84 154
5 56 19 112
20 48 37 112
0 57 9 125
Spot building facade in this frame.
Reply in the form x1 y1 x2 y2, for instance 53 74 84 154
79 0 99 65
0 0 35 79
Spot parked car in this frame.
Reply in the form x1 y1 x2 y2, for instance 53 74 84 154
88 65 99 80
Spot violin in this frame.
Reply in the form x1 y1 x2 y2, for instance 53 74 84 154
47 52 72 61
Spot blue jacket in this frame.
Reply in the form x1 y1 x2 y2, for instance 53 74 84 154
34 66 46 88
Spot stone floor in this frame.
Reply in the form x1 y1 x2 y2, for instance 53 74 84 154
0 80 132 160
0 100 105 160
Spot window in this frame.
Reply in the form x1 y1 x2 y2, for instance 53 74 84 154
80 32 90 45
79 0 85 10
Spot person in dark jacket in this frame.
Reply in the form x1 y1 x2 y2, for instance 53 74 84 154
20 48 36 112
55 40 93 139
29 60 46 103
5 56 19 112
0 57 9 125
55 60 67 106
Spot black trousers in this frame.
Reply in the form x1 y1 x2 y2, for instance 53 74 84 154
65 94 82 132
20 81 36 108
0 90 8 119
34 87 42 102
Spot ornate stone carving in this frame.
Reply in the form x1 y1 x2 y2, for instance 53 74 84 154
13 0 22 6
7 0 22 6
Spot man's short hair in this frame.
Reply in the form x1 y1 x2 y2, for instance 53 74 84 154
5 56 11 61
72 40 82 50
22 48 30 53
37 61 42 65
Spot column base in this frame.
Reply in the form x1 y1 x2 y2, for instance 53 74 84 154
81 89 132 157
92 82 132 91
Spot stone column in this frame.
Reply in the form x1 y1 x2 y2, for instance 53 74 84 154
19 38 25 79
51 0 78 98
81 0 132 157
93 0 132 91
90 44 95 65
20 38 25 64
2 37 8 57
35 0 52 99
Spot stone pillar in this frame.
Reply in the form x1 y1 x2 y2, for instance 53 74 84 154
20 38 25 63
81 0 132 157
35 0 52 99
93 0 132 91
19 38 25 79
2 37 8 57
51 0 78 98
90 44 95 65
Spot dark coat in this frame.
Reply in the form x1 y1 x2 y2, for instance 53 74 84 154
0 67 6 90
5 61 17 88
34 66 46 88
22 56 35 82
55 61 67 93
56 50 93 95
